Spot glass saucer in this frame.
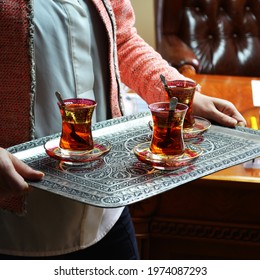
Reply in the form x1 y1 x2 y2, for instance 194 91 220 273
183 116 211 139
133 142 203 170
148 116 211 139
44 138 111 164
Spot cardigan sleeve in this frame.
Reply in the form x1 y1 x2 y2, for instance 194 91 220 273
111 0 189 104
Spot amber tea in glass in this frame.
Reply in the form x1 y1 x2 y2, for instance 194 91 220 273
165 80 197 128
149 102 188 156
58 98 97 152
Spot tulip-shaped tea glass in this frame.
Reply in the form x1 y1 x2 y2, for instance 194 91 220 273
164 80 197 128
149 102 188 156
58 98 97 153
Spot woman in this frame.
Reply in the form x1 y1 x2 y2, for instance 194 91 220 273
0 0 245 259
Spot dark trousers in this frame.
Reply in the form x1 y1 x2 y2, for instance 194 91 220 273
0 206 140 260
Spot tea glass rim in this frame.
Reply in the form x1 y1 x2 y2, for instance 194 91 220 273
148 101 188 113
166 80 197 89
58 98 97 109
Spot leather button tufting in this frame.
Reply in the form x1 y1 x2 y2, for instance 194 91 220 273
155 0 260 77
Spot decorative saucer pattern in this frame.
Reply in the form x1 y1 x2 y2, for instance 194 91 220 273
44 138 111 164
133 142 203 170
148 116 211 139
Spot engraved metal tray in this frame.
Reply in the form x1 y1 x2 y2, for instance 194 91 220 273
7 112 260 208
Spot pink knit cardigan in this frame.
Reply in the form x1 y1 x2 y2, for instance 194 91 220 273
0 0 185 148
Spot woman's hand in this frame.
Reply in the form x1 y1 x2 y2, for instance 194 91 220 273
0 148 44 198
193 92 246 127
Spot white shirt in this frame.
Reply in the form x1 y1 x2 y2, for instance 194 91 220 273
0 0 123 256
35 0 111 137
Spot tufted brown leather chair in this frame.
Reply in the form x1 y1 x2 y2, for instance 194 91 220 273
154 0 260 77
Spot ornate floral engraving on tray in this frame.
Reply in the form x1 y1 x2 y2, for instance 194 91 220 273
8 112 260 208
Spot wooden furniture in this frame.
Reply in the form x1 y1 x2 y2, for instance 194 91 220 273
129 74 260 259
